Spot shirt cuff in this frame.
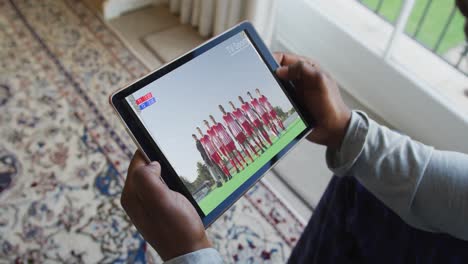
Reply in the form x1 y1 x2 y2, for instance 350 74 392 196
164 248 223 264
326 110 369 176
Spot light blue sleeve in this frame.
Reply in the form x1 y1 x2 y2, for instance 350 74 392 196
164 248 223 264
326 111 468 241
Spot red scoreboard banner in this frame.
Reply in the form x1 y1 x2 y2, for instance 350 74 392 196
135 92 153 105
135 92 156 110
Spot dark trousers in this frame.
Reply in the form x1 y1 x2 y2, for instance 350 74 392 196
288 176 468 264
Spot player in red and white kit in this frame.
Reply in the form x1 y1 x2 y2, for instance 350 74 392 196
228 101 266 152
238 95 273 145
192 133 226 184
205 119 241 174
209 115 246 172
256 88 285 130
196 127 231 180
248 91 280 137
204 120 228 160
219 105 256 163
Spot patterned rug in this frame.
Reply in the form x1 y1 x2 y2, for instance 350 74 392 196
0 0 305 262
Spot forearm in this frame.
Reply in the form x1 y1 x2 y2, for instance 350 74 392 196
412 150 468 240
327 111 468 240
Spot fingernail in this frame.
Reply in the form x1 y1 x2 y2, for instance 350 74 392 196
148 161 161 171
276 67 287 77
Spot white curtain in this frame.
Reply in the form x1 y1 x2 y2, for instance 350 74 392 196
168 0 277 45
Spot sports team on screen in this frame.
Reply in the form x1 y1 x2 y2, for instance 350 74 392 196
192 88 286 184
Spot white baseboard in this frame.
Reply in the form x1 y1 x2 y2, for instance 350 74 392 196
103 0 166 19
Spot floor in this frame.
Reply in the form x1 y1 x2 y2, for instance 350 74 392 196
104 4 387 221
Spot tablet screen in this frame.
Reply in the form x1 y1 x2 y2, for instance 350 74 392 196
125 31 307 215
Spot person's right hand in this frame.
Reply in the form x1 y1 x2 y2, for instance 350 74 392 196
273 52 352 150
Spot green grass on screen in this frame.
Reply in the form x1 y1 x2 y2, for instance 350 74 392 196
198 118 307 214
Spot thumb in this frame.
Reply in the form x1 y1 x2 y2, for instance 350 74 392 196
146 161 162 175
131 161 170 207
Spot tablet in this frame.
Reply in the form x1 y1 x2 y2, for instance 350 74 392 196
110 21 313 227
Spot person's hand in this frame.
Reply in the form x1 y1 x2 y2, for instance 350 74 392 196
273 52 351 150
121 151 211 261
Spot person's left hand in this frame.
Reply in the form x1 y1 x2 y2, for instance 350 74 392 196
121 151 211 261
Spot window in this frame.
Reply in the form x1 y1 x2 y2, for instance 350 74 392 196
274 0 468 153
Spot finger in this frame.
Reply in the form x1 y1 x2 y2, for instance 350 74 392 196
276 61 303 80
121 172 150 230
275 52 301 67
273 52 284 64
275 52 317 66
275 53 323 73
276 61 320 83
128 150 148 175
123 151 144 207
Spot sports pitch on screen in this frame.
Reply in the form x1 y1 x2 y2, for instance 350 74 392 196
126 32 307 214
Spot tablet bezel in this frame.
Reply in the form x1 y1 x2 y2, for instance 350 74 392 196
110 21 314 227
